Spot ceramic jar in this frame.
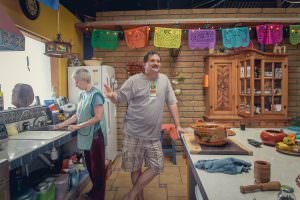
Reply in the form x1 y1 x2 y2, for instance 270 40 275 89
260 130 287 146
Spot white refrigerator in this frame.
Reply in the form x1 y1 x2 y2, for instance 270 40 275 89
68 65 118 161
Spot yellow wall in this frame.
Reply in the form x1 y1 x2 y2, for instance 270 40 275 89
1 0 83 96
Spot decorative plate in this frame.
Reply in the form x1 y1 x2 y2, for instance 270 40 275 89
19 0 40 20
276 146 300 156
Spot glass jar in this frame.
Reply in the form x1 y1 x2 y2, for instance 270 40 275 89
278 185 296 200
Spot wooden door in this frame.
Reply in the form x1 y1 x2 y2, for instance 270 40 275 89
210 60 237 116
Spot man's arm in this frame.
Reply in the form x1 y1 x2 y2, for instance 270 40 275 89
167 103 184 135
104 77 133 104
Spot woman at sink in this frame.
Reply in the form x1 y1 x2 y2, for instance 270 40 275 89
54 68 107 200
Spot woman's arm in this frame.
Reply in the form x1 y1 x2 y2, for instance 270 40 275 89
54 114 77 129
68 105 104 132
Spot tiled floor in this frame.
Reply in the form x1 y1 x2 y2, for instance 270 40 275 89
78 153 188 200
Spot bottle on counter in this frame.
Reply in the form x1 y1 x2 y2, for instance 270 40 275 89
0 84 4 111
58 110 65 122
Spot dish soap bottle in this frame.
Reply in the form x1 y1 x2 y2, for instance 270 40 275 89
0 84 4 111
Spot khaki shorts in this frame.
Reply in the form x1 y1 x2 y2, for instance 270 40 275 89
122 134 164 173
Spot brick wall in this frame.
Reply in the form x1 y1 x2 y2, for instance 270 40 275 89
94 8 300 150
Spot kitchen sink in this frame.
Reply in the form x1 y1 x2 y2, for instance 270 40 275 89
31 125 68 132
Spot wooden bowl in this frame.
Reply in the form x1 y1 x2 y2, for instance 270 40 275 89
190 120 227 144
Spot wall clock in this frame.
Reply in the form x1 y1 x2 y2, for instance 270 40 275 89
19 0 40 20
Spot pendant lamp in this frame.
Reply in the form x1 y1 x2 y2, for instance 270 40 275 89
45 6 71 57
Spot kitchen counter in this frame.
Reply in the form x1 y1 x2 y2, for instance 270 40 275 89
2 130 77 170
182 128 300 200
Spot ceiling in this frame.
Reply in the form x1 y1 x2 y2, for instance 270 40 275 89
60 0 300 21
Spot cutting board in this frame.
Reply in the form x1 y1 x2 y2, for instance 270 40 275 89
9 131 67 140
182 133 253 155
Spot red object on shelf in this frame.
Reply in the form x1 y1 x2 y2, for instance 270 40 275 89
260 129 287 146
48 104 57 111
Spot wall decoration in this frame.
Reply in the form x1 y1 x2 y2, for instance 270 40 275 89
45 7 72 57
91 29 119 50
273 44 286 54
67 53 81 66
256 24 283 45
188 29 216 50
124 26 150 49
37 0 59 10
289 25 300 45
154 27 181 48
222 27 250 48
19 0 40 20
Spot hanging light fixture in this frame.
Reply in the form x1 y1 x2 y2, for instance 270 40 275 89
45 6 71 57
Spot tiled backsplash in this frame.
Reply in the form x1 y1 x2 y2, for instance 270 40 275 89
0 106 47 129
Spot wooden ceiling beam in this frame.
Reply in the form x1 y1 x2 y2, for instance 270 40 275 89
75 17 300 31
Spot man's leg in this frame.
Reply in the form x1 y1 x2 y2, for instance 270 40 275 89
131 169 143 200
124 139 163 200
125 168 158 200
121 135 145 200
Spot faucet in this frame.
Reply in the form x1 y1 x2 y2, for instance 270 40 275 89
22 121 30 131
33 116 47 128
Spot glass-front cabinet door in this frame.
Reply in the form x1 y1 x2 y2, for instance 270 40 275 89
254 59 262 116
262 61 284 114
238 59 252 116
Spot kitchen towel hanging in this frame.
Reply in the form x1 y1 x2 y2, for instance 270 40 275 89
154 27 182 48
91 29 119 51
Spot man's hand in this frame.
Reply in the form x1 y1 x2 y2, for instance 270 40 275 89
104 84 114 99
176 126 185 138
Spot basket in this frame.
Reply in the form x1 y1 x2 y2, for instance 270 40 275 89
83 58 103 66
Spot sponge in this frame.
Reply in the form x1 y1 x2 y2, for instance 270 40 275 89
6 123 18 136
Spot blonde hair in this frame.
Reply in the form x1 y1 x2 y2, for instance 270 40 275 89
73 68 91 83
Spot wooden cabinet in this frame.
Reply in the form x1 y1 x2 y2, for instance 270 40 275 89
204 49 288 127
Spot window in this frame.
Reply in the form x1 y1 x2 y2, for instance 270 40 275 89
0 34 52 109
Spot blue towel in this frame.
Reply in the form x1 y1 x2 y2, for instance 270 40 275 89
195 157 251 175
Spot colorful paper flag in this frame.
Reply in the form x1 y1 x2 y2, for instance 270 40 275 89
188 29 216 49
290 25 300 45
91 29 119 51
222 27 250 48
154 27 182 48
124 26 150 49
256 24 283 45
37 0 59 10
